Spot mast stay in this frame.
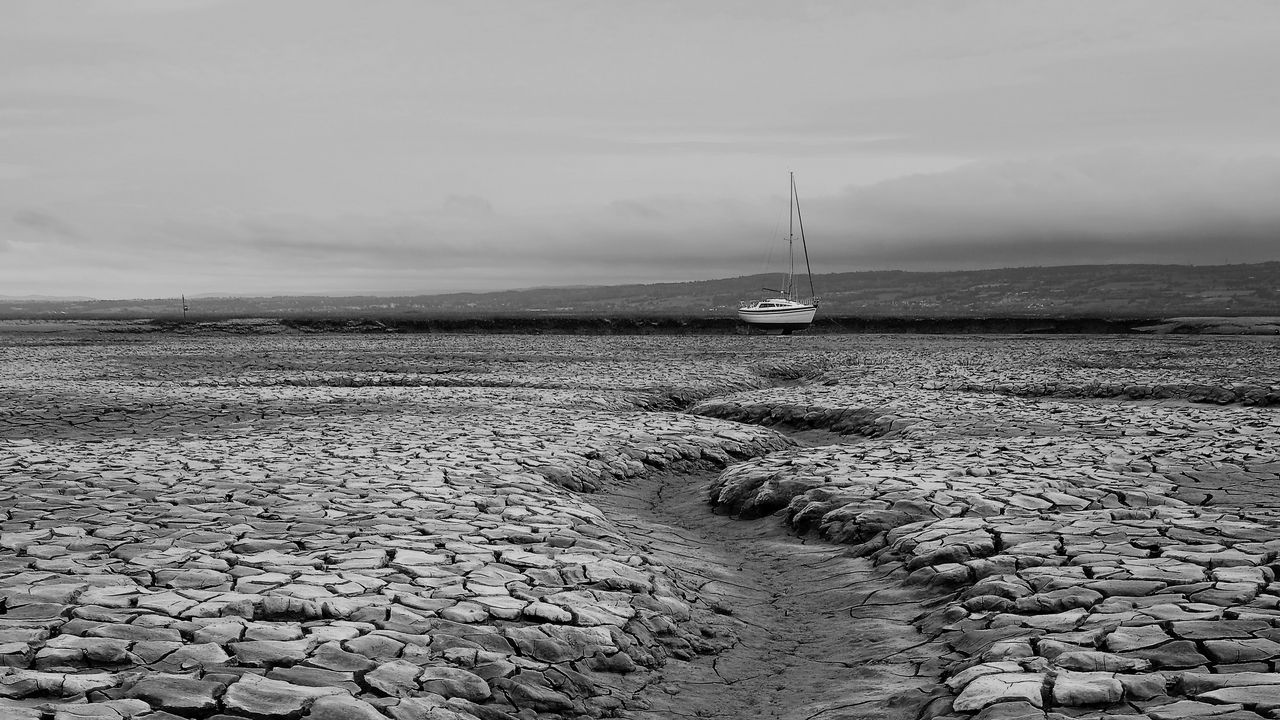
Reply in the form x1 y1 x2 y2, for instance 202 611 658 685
791 173 816 304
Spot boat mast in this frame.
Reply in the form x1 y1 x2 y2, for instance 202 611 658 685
792 174 816 303
787 171 796 301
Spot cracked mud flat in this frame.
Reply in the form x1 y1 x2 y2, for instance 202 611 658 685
3 329 1280 720
593 469 941 720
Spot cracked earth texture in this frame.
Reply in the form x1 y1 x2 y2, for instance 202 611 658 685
2 330 1279 720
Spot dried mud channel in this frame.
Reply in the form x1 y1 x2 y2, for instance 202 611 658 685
593 449 947 720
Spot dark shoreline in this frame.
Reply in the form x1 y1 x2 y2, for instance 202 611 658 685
7 315 1277 336
234 315 1162 334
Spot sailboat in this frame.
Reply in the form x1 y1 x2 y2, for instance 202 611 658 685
738 172 818 333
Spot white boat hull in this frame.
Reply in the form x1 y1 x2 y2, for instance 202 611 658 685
738 304 817 331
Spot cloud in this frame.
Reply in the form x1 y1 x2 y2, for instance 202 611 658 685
441 195 496 217
3 1 1279 299
0 92 143 132
87 0 238 15
809 149 1280 269
483 149 1280 277
0 163 31 182
5 150 1280 298
9 209 82 243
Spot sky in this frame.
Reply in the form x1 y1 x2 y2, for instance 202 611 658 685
3 0 1280 299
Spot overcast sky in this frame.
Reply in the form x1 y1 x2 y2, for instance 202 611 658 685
4 0 1280 299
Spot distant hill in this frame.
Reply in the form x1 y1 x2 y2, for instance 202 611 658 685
3 262 1278 320
0 294 95 302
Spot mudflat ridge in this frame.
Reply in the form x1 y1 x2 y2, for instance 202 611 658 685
1 332 1279 720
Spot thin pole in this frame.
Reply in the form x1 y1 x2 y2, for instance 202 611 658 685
792 175 816 303
787 171 796 300
788 171 794 238
182 295 188 320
